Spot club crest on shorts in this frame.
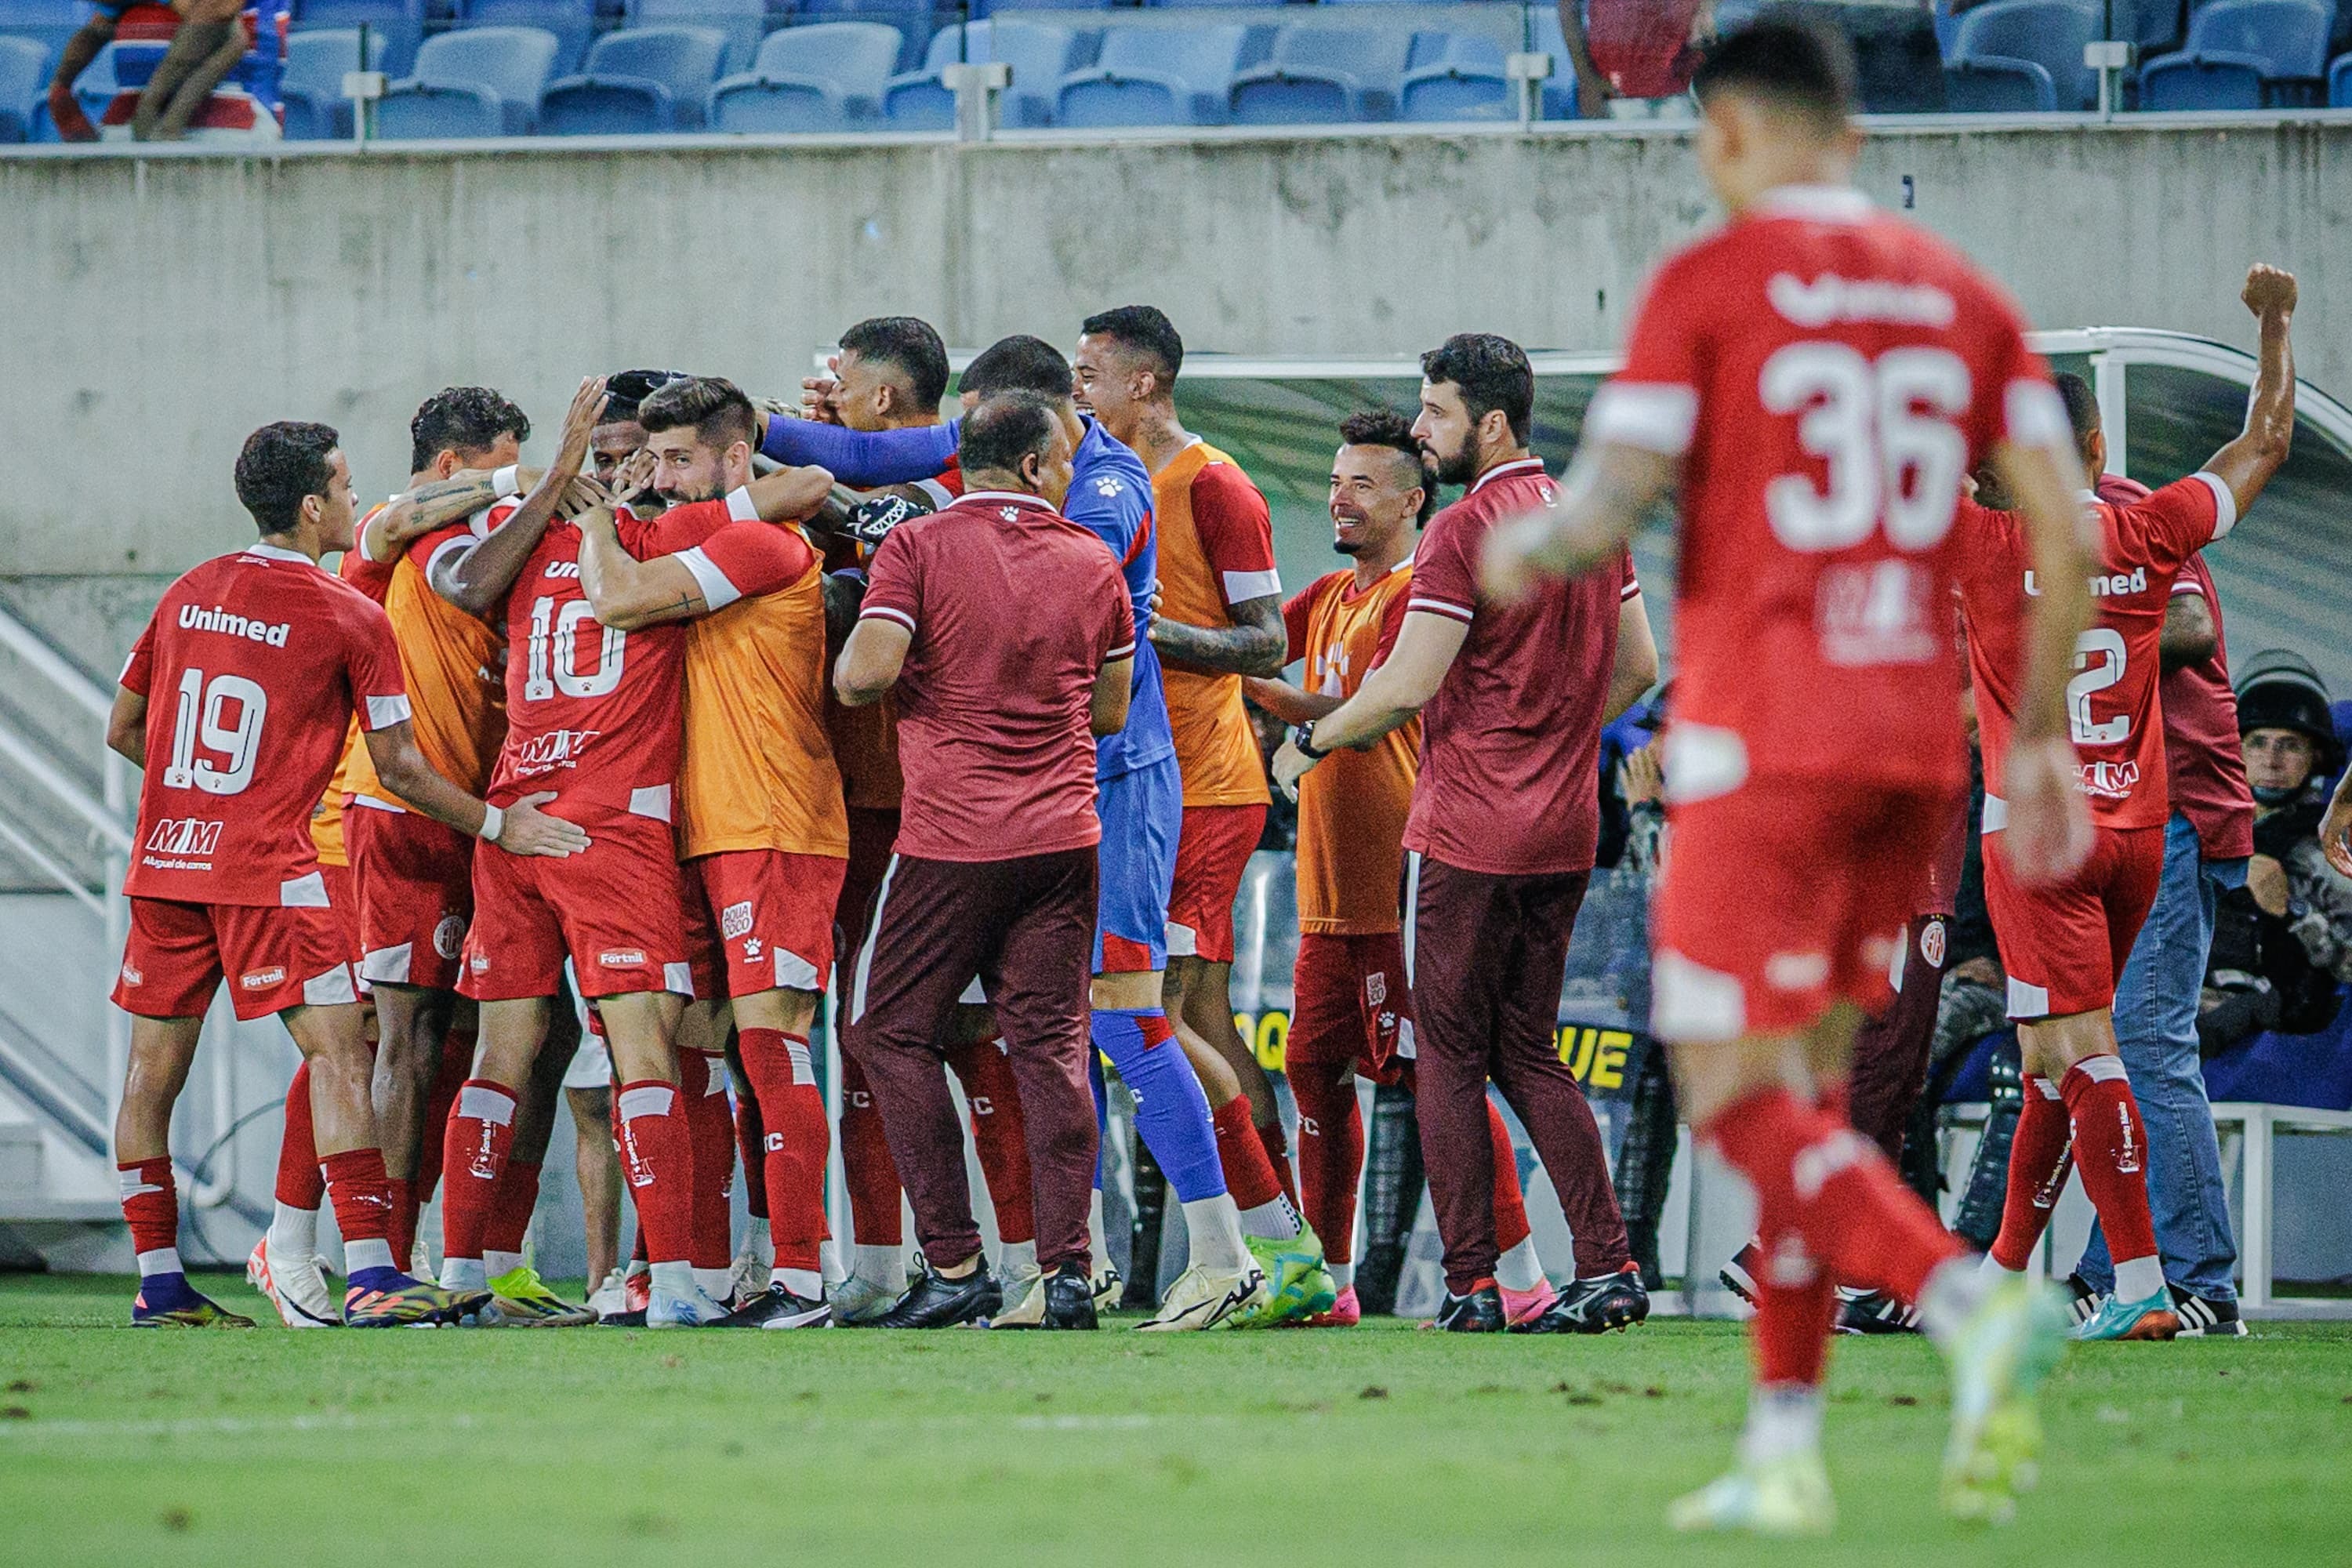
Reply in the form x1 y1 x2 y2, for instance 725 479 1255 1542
434 914 467 960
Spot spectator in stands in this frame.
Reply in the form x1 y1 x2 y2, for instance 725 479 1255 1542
132 0 248 141
2201 651 2352 1054
42 0 141 141
1560 0 1711 114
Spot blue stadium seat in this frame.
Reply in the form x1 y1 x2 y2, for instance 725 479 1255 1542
1941 53 2057 110
1229 24 1410 124
626 0 761 71
2140 0 2332 103
973 0 1109 14
1945 0 2098 109
376 24 559 135
706 19 901 130
290 0 426 77
0 33 42 140
881 18 1084 129
280 26 390 137
2108 0 2187 53
1396 27 1575 122
454 0 595 73
2333 49 2352 102
1054 22 1246 126
789 0 938 71
540 24 722 129
0 0 75 67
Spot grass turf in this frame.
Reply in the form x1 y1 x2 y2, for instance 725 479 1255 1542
2 1273 2347 1566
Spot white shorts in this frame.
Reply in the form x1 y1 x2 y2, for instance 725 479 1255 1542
561 1036 613 1092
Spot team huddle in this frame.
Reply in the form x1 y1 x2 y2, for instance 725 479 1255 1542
100 18 2310 1538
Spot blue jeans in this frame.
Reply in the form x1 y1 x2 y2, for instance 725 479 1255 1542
2076 811 2245 1301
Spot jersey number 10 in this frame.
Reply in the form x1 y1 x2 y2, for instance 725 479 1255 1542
1762 343 1971 552
524 596 627 701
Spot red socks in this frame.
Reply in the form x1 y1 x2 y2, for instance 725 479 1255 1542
1750 1232 1839 1388
1990 1075 2073 1271
1257 1116 1298 1210
618 1078 691 1265
483 1159 542 1258
2060 1054 2158 1267
734 1089 769 1221
838 1051 902 1247
946 1036 1035 1246
1704 1086 1962 1307
118 1156 180 1257
1211 1094 1286 1211
1289 1070 1363 1265
322 1147 395 1248
275 1062 325 1208
438 1079 517 1262
1489 1099 1532 1256
679 1049 736 1272
740 1027 829 1275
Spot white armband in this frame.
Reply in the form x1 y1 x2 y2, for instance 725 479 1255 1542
477 804 505 844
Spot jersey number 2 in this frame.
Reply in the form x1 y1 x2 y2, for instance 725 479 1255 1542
2067 627 2130 744
163 668 266 796
524 597 626 701
1760 343 1971 552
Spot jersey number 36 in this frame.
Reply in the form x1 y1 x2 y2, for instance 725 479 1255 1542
1761 343 1971 553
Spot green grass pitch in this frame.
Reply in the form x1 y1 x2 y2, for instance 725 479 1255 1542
2 1274 2347 1566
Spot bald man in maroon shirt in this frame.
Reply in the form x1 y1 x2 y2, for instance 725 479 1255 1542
835 391 1136 1330
1276 335 1660 1334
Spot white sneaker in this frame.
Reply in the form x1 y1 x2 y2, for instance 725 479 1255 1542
647 1281 732 1328
1137 1264 1266 1331
994 1253 1044 1326
829 1272 903 1325
246 1238 338 1328
1667 1450 1835 1536
729 1220 772 1307
586 1268 630 1318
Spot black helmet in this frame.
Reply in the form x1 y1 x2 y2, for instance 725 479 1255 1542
2235 648 2342 775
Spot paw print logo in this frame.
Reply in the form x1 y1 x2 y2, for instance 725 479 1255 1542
1094 476 1124 498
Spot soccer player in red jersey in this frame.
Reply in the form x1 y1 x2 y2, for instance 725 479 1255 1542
835 392 1134 1330
1480 21 2102 1531
1957 269 2298 1342
1275 336 1656 1337
109 420 584 1328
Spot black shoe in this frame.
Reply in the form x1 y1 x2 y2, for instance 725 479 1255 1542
710 1282 830 1329
1041 1263 1098 1330
2170 1283 2248 1338
1531 1265 1650 1334
1430 1280 1504 1332
870 1262 1000 1328
598 1308 648 1327
2063 1271 2102 1328
1719 1240 1762 1308
1835 1288 1922 1335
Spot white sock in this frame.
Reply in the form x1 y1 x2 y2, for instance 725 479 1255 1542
623 1258 650 1281
692 1266 734 1299
484 1249 524 1279
440 1255 487 1291
343 1238 394 1276
649 1260 694 1296
1327 1260 1355 1290
851 1243 902 1284
819 1237 844 1287
774 1267 823 1299
2114 1254 2167 1303
1978 1252 2024 1280
1239 1194 1301 1243
1088 1187 1110 1272
136 1246 183 1278
1496 1236 1546 1294
1740 1385 1824 1465
269 1201 318 1260
1183 1194 1251 1272
997 1238 1038 1279
1916 1256 1992 1349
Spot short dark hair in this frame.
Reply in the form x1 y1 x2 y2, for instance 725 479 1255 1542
2053 370 2102 452
637 376 759 452
1079 304 1183 385
960 334 1073 401
1690 18 1858 128
409 387 530 473
960 391 1060 480
1339 407 1436 525
236 421 340 536
602 368 689 427
1421 333 1534 445
840 316 951 412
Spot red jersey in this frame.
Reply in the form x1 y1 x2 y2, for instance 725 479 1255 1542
2161 550 2256 860
1956 472 2235 833
1594 183 2066 797
1403 457 1639 877
122 543 411 907
858 488 1136 863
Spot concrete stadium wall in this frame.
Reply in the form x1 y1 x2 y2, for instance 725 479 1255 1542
2 115 2347 604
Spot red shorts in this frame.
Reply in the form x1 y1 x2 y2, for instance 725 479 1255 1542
1652 778 1955 1043
1167 803 1265 965
113 895 358 1022
695 848 846 1000
318 863 361 969
347 800 474 991
677 858 725 1002
1285 930 1414 1085
1982 822 2164 1020
461 815 691 1002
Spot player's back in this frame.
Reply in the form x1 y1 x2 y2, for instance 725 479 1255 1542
1150 440 1275 807
491 517 686 824
1613 187 2053 795
1067 418 1174 781
126 545 397 906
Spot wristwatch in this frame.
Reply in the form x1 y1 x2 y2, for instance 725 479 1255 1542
1292 720 1329 760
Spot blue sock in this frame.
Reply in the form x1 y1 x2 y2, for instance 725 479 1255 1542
1088 1047 1109 1190
1091 1007 1226 1203
139 1269 198 1308
347 1265 406 1294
